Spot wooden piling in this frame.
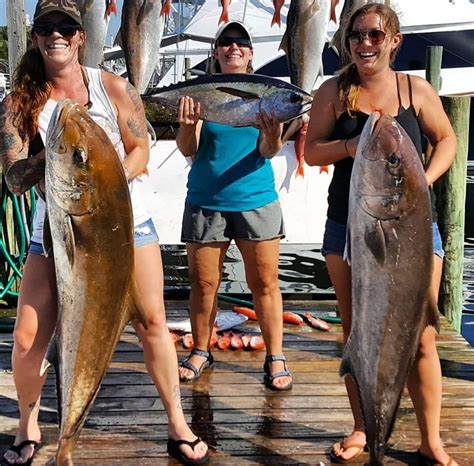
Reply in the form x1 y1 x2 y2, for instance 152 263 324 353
435 96 471 331
6 0 27 75
425 46 443 93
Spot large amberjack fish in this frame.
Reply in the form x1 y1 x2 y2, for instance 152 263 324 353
121 0 164 93
281 0 330 96
43 100 146 465
142 73 312 127
78 0 116 68
342 112 439 465
280 0 331 174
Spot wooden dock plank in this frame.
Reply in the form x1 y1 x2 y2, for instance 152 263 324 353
1 300 473 465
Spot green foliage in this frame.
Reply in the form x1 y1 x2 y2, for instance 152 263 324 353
0 27 7 61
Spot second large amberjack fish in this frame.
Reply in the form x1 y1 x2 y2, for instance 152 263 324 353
43 100 146 465
142 73 313 127
343 112 439 465
121 0 164 93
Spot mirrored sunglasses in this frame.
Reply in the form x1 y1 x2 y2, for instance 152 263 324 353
33 22 81 38
347 29 387 45
216 37 252 48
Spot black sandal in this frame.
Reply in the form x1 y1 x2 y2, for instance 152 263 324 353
167 437 209 464
263 354 293 391
179 348 214 383
2 440 42 466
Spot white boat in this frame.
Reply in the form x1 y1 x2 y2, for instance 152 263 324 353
133 0 473 247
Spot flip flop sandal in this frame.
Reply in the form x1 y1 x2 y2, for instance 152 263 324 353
2 440 42 466
417 450 455 466
263 354 293 391
329 438 366 464
167 437 209 465
179 348 214 382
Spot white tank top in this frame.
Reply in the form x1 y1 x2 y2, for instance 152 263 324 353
31 67 150 244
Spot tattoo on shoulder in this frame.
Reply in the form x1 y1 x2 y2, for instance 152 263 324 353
126 82 143 114
127 116 147 139
0 132 16 151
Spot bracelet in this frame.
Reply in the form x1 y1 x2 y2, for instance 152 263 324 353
344 139 350 156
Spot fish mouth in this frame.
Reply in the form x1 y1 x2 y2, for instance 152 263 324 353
47 100 78 149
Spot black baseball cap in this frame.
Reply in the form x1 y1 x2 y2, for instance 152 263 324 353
33 0 83 26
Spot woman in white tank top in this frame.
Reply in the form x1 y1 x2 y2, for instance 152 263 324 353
0 1 208 464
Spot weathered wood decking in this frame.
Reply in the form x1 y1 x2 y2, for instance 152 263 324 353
1 300 473 465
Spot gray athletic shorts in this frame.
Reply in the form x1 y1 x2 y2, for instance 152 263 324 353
181 200 285 243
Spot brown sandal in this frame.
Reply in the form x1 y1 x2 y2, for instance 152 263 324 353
329 438 366 464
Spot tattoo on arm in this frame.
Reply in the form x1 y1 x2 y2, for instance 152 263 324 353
125 83 148 139
127 116 147 138
0 103 45 195
172 385 182 409
126 82 143 113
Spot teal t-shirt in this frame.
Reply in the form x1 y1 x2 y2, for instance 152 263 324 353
186 121 278 211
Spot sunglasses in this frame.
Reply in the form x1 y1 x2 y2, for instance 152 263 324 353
216 37 252 48
33 21 82 37
347 29 386 45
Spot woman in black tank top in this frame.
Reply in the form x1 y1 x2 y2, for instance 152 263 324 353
304 4 457 465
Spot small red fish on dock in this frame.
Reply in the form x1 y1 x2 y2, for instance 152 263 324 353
282 311 303 325
233 306 258 320
303 312 332 331
183 333 194 349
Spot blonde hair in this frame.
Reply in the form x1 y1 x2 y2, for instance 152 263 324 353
337 3 402 114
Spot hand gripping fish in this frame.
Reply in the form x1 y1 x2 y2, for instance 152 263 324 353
42 100 147 465
342 112 439 465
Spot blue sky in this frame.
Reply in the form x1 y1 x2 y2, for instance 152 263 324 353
1 0 123 41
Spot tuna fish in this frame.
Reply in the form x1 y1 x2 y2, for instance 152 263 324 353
43 99 146 465
142 73 312 127
121 0 164 93
342 112 439 465
78 0 115 68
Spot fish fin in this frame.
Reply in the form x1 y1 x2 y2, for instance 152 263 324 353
365 220 386 266
114 27 122 47
427 290 441 333
281 118 302 143
279 31 288 53
216 87 260 100
40 336 62 423
343 222 351 265
65 216 76 267
128 284 149 330
137 0 155 25
42 212 53 258
339 350 353 378
106 0 118 16
330 0 339 23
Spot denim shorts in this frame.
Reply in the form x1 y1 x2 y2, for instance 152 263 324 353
181 200 285 243
28 218 159 256
321 218 444 258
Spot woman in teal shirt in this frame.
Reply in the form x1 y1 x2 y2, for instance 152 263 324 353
176 21 292 391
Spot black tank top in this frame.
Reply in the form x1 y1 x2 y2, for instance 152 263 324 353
327 73 437 223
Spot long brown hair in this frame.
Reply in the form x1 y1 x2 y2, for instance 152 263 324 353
8 46 51 143
337 3 402 114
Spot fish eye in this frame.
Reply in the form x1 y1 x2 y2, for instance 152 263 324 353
388 153 400 168
289 93 301 103
73 148 87 165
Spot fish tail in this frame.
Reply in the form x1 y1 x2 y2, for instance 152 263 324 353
57 438 75 466
161 0 171 17
271 12 281 27
106 0 118 16
319 165 329 174
330 0 340 23
296 164 305 177
218 11 229 24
